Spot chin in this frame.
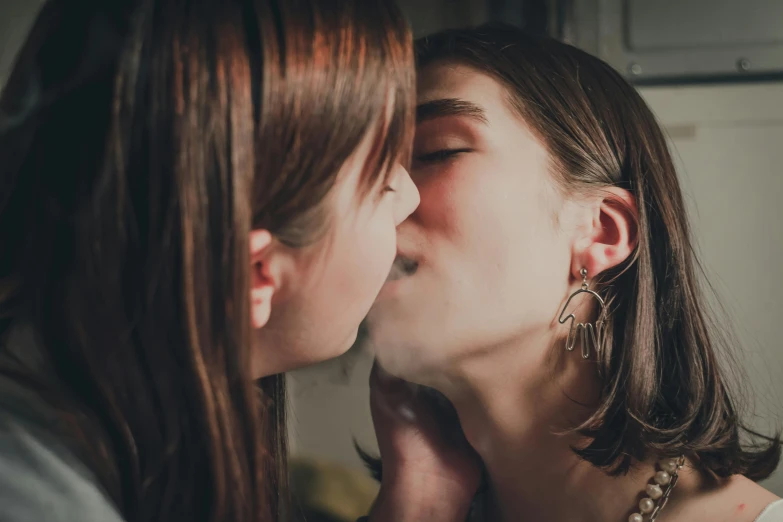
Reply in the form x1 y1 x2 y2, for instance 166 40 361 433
251 330 362 378
365 328 431 381
314 329 360 365
341 328 360 355
377 349 443 385
367 300 445 379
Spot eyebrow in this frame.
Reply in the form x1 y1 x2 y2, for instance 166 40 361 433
416 98 488 125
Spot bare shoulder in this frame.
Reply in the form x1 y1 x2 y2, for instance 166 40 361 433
671 474 780 522
721 476 780 521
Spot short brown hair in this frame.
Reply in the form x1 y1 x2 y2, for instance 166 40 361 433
415 23 779 480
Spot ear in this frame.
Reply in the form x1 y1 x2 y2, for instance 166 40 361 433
572 187 638 281
250 229 276 329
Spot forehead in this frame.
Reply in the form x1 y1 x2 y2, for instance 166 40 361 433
417 61 511 118
415 59 555 194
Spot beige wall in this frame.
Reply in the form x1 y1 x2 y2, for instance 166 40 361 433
640 83 783 493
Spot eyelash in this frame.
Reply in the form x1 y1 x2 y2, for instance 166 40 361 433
413 148 471 164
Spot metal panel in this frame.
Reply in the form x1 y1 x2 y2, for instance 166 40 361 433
567 0 783 83
626 0 783 51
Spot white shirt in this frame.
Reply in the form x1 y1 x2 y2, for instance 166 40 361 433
0 324 124 521
756 499 783 522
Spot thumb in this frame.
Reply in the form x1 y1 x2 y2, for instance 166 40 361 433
370 363 421 426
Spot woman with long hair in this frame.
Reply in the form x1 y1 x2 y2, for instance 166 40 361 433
0 1 471 520
366 23 782 522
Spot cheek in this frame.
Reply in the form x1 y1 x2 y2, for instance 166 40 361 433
278 216 395 362
418 158 571 327
332 207 397 313
415 157 499 249
488 199 571 329
417 158 546 269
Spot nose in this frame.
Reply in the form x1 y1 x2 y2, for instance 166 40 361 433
394 164 420 226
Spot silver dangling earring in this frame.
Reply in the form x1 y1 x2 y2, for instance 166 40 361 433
558 268 607 359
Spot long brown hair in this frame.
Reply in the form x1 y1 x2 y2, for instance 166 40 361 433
0 1 414 521
414 23 779 480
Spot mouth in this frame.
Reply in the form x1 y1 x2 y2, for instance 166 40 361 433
386 254 419 282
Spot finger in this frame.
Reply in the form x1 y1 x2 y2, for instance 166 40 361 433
370 361 419 424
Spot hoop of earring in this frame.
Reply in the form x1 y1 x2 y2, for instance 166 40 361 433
558 268 607 359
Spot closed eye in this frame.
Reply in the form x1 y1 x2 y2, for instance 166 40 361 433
413 148 472 165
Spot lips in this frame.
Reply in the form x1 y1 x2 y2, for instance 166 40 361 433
386 254 419 282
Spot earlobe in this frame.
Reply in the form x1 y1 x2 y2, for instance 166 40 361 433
250 229 275 329
574 188 638 279
251 283 274 329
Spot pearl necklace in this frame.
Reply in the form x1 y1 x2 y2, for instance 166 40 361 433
628 456 686 522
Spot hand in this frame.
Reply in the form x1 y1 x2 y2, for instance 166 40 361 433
367 362 482 521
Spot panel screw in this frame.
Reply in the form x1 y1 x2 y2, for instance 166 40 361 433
628 63 643 75
737 58 751 72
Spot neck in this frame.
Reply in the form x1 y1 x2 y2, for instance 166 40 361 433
416 332 692 522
